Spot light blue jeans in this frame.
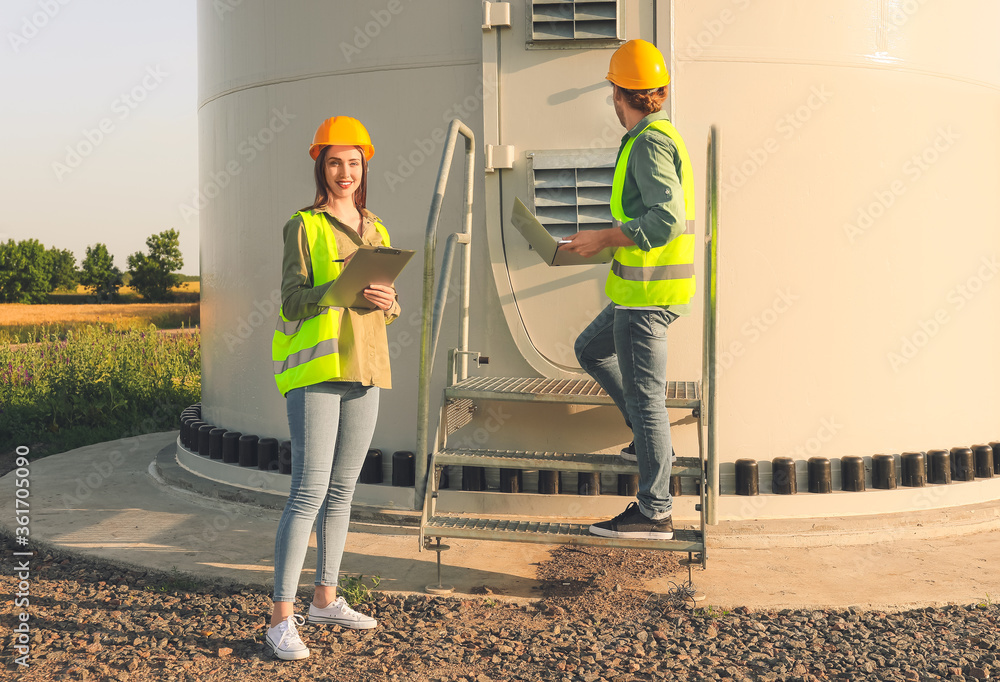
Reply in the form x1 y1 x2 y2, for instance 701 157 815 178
273 381 379 602
575 303 675 519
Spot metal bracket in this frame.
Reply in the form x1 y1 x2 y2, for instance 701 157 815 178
482 2 511 30
485 144 515 172
454 350 489 367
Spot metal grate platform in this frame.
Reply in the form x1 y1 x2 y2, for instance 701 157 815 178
425 514 703 552
445 376 701 408
435 448 701 477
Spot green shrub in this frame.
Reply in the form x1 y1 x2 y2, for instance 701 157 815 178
337 574 381 607
0 324 201 455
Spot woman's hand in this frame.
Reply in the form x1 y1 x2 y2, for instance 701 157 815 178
363 283 396 311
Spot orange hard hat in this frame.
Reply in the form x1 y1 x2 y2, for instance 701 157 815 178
309 116 374 161
606 39 670 90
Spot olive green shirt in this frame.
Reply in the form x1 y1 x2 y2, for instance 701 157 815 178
614 110 692 317
280 208 400 389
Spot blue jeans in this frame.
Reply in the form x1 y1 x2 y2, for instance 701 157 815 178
575 303 675 519
273 381 379 602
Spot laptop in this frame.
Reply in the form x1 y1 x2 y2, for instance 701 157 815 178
510 197 615 266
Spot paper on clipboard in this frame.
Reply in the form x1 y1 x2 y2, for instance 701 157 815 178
510 197 615 266
319 245 415 309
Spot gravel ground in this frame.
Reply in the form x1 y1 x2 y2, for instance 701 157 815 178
2 533 998 682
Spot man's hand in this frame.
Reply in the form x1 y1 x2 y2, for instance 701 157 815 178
363 283 396 311
560 225 635 257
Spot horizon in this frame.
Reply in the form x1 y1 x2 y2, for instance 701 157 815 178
1 0 200 276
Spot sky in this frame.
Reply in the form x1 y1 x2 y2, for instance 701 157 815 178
1 0 199 275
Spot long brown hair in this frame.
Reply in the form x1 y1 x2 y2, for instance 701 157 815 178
302 145 368 213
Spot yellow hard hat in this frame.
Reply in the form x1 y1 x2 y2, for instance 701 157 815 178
309 116 374 161
606 39 670 90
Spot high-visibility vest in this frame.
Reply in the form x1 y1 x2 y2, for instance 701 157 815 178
272 210 391 395
605 119 696 306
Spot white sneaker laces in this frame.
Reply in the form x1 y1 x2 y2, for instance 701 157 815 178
276 614 306 648
334 597 361 618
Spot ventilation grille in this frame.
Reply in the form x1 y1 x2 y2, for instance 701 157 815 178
530 1 621 42
529 148 617 239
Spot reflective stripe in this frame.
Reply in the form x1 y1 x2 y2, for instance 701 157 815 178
684 219 695 235
275 307 340 336
276 317 302 335
611 261 695 282
273 209 390 394
273 338 339 374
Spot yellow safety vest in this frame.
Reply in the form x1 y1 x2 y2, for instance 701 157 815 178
272 210 391 395
605 119 696 306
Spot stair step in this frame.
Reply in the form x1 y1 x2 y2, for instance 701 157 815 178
425 514 703 552
446 376 701 409
435 448 701 477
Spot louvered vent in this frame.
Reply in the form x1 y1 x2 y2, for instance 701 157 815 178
528 149 617 239
530 1 622 42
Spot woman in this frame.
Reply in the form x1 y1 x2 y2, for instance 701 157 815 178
267 116 399 661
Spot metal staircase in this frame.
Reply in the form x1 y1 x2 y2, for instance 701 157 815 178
414 120 720 591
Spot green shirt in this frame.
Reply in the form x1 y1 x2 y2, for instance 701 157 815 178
614 110 691 316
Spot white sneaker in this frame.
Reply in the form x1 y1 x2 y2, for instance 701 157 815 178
309 597 378 629
266 614 309 661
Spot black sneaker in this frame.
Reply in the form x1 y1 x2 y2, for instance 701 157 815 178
619 442 637 462
619 443 677 464
588 502 674 539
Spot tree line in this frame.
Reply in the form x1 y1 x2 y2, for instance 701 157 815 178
0 229 186 304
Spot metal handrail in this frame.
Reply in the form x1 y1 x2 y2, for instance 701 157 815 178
415 118 475 510
702 125 720 526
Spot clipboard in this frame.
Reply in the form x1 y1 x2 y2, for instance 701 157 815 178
319 245 415 309
510 197 615 266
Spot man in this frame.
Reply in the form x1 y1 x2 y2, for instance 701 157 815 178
562 39 695 540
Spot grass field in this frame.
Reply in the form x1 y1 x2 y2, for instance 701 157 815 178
46 281 200 304
1 324 201 455
0 283 199 343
